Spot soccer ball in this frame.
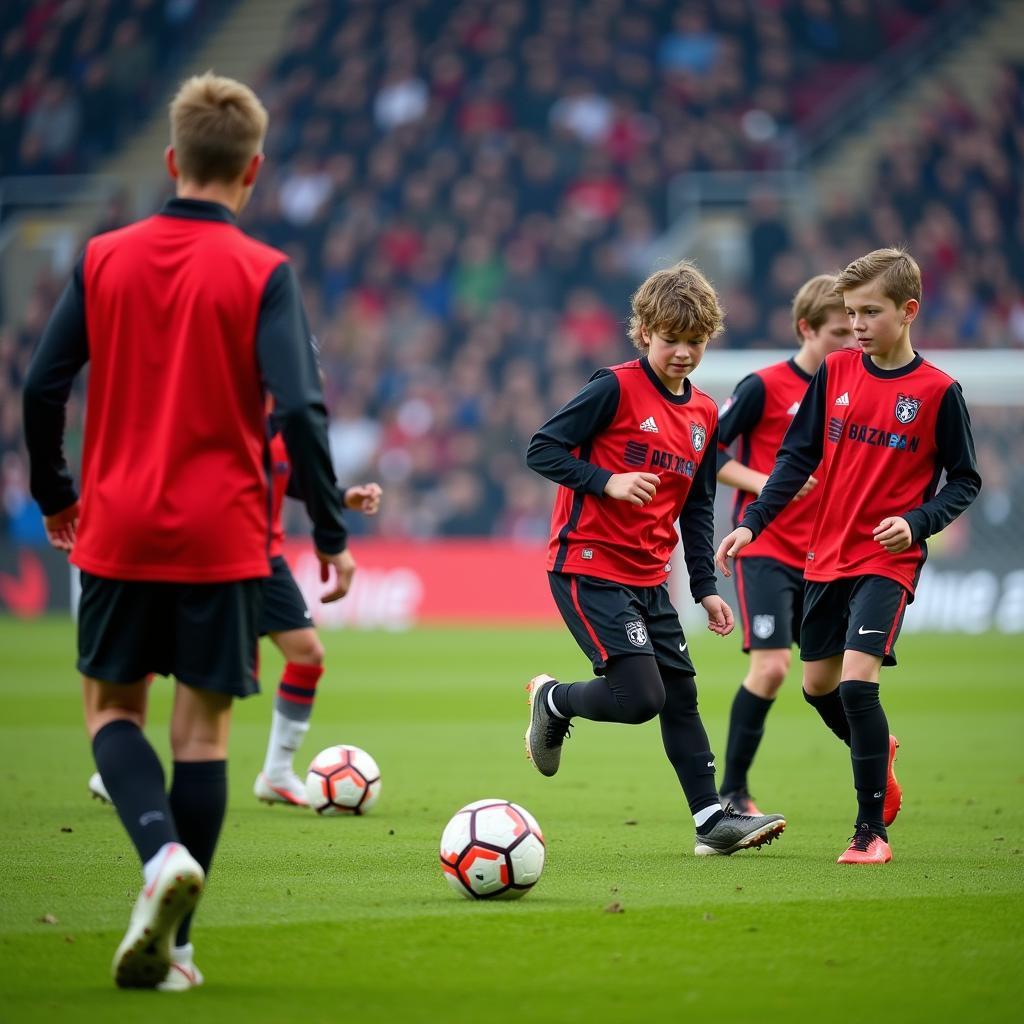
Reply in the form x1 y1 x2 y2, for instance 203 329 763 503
439 799 546 899
304 745 381 815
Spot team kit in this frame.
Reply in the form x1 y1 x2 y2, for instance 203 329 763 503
22 74 981 991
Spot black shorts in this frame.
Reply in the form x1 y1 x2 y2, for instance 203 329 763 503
77 571 263 697
800 575 910 667
734 556 804 652
260 555 312 636
548 572 696 676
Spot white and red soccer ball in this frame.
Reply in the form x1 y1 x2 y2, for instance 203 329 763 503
304 745 381 815
440 799 546 899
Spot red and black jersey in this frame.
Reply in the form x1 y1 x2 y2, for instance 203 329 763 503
741 349 981 595
23 198 347 584
717 358 817 569
527 357 720 595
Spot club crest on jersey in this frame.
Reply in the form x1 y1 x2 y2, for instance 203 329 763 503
894 394 921 424
625 620 649 648
690 422 707 453
752 614 775 640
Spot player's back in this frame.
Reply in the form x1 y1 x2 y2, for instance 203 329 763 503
74 205 286 583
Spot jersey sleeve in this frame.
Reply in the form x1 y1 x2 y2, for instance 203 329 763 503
256 262 347 554
715 373 765 471
902 382 982 542
525 370 620 495
22 254 89 515
679 425 719 602
740 360 827 538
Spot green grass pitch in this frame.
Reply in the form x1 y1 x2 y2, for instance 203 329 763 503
0 616 1021 1023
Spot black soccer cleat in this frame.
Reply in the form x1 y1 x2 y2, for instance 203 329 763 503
694 807 786 856
524 674 571 777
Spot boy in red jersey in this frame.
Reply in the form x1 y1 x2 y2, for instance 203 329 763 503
253 422 381 805
525 261 786 857
715 275 858 814
716 248 981 864
23 73 354 989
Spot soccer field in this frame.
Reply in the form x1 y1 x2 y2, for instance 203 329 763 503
0 617 1021 1023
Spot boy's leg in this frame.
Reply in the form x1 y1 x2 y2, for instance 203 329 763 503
552 652 665 724
722 558 801 808
802 655 849 742
258 628 324 803
256 557 323 804
799 580 852 743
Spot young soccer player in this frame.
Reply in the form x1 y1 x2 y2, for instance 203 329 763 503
24 73 353 989
253 423 381 805
715 275 860 814
716 248 981 864
524 260 787 857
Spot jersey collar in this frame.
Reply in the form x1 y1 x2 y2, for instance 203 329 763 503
861 351 924 379
786 357 813 382
640 356 693 405
160 198 238 224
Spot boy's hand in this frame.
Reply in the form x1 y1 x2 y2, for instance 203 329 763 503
873 516 912 553
344 482 382 515
793 474 818 500
44 502 79 553
317 548 356 602
604 472 660 505
715 527 753 577
701 595 734 637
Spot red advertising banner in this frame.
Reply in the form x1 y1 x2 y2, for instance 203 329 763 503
281 538 560 629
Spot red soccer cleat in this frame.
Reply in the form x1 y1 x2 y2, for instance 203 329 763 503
837 824 892 864
883 735 902 827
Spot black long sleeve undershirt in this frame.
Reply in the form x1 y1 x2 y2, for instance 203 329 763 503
679 425 719 602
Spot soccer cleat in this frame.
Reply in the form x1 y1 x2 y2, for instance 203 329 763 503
837 823 892 864
524 674 571 778
693 808 786 856
88 771 112 804
112 843 204 989
254 770 309 807
156 943 204 992
720 788 763 816
883 735 902 827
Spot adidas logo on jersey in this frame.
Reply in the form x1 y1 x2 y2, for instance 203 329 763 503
787 401 800 416
639 416 659 433
835 392 850 406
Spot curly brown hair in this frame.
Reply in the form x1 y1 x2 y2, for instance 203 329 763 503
627 260 724 351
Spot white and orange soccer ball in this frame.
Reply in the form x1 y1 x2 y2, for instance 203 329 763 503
304 745 381 815
439 799 546 899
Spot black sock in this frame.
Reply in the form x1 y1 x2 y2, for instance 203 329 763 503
803 686 851 745
562 654 665 725
720 686 774 794
658 669 721 820
839 680 889 837
92 720 178 864
168 760 228 946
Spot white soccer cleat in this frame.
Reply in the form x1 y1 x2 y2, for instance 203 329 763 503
112 843 204 989
254 770 309 807
88 771 111 804
156 942 205 992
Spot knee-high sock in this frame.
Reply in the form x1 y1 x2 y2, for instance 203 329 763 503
92 720 178 864
658 668 720 816
553 654 665 725
263 663 323 777
721 686 774 794
839 680 889 836
169 760 227 946
803 686 851 745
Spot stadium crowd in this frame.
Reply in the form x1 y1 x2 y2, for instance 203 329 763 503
2 0 1022 543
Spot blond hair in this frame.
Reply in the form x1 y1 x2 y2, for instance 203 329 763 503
628 260 724 350
835 247 921 307
169 72 268 185
792 274 845 342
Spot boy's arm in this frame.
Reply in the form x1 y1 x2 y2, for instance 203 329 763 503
716 374 769 492
22 254 89 516
679 425 720 602
902 382 982 542
257 262 347 555
740 361 828 538
526 370 620 494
